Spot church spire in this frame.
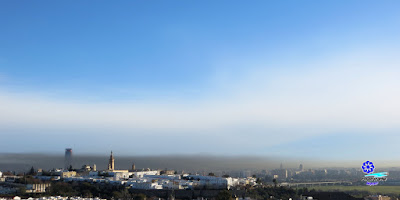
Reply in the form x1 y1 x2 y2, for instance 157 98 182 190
108 151 115 171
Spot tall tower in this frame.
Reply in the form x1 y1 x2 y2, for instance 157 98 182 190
108 151 115 171
64 148 72 170
299 164 303 171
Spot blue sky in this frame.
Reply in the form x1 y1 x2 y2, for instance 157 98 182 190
1 1 400 162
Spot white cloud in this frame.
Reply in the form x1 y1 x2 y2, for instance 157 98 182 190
0 48 400 154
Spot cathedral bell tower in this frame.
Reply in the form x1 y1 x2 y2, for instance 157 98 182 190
108 151 115 171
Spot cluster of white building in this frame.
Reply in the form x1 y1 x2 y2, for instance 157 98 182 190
3 152 258 192
57 171 258 190
31 151 259 190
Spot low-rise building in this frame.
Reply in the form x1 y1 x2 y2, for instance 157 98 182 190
185 175 232 189
131 170 159 178
160 170 175 175
34 176 61 181
26 183 51 193
128 181 163 189
61 171 76 178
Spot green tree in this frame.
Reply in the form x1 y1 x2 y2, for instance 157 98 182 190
28 166 35 175
112 191 123 199
216 190 232 200
272 179 278 187
17 186 26 196
134 194 146 200
50 182 78 197
256 178 262 184
82 190 93 198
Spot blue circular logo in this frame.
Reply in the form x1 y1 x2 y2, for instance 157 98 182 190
362 161 375 174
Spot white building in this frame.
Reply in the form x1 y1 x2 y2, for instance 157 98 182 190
34 176 61 181
128 181 163 189
186 175 232 189
112 172 130 181
89 171 99 177
26 184 51 193
143 174 180 180
161 180 184 190
131 170 159 178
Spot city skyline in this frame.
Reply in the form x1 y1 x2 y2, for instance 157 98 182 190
1 1 400 160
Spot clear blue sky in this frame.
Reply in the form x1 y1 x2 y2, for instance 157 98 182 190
1 1 400 162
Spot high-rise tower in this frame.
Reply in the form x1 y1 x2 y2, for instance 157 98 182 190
108 151 115 171
64 148 72 170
